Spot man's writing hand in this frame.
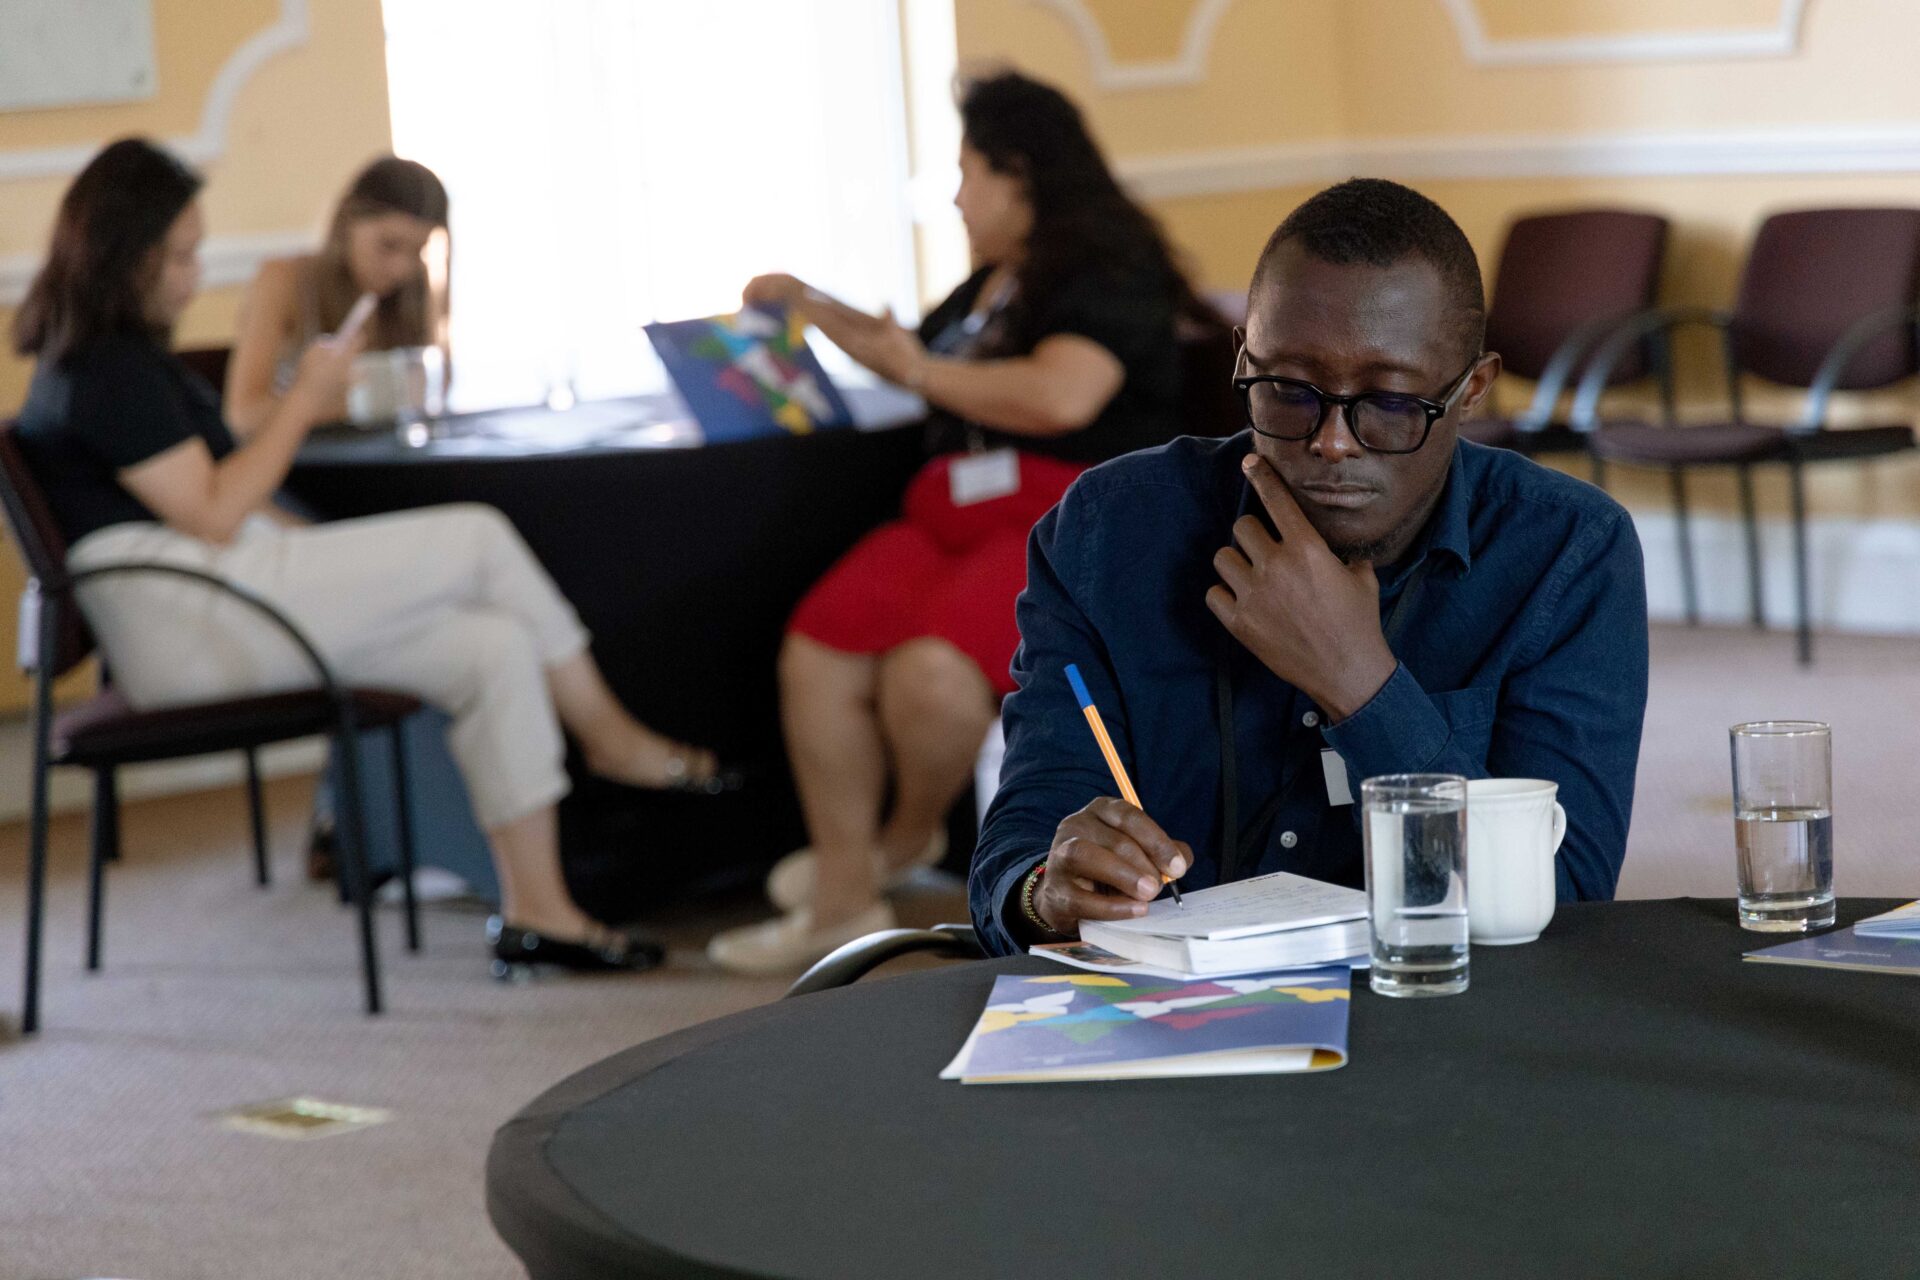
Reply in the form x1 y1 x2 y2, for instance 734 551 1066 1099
1035 797 1192 937
1206 454 1397 721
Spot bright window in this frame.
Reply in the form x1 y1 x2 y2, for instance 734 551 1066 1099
382 0 934 412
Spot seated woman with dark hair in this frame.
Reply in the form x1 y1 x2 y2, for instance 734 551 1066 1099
12 138 724 979
707 71 1209 972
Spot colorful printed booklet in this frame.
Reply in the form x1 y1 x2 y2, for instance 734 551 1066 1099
1854 900 1920 938
940 969 1351 1084
644 305 853 443
1743 926 1920 976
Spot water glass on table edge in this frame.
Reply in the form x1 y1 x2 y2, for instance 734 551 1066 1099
1361 773 1469 997
1730 720 1835 932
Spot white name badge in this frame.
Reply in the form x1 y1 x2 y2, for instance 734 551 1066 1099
949 448 1021 506
1320 748 1354 807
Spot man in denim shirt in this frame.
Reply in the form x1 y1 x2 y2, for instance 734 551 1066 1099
970 179 1648 954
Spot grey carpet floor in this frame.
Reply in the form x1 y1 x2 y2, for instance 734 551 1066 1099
0 623 1915 1279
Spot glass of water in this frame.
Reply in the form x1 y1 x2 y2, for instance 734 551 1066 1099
1730 721 1835 931
1361 773 1469 997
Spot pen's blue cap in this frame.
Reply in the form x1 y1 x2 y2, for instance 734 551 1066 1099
1064 663 1094 711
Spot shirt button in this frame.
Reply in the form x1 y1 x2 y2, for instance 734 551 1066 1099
1279 831 1298 849
1302 711 1320 728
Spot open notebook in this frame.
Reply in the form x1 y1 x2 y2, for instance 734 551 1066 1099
1079 871 1369 975
941 969 1351 1084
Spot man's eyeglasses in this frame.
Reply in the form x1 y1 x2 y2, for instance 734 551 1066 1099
1233 358 1482 455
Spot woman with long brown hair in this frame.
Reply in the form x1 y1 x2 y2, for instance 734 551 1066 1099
226 157 451 432
13 138 725 979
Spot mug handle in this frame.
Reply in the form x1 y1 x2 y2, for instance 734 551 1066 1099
1550 802 1567 853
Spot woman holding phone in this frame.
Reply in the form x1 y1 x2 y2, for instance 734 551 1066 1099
12 138 724 978
226 156 451 432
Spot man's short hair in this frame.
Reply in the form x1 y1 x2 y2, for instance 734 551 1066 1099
1253 178 1486 358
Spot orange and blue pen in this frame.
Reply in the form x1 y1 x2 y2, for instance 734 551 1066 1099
1064 663 1184 906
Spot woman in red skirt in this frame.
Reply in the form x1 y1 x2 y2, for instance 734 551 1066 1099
709 72 1213 972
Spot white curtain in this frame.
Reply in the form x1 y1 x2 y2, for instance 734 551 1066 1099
383 0 922 412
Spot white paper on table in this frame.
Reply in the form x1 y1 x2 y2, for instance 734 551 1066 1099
1086 871 1367 942
1029 940 1367 979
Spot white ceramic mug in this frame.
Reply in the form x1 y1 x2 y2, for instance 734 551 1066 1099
1466 778 1565 945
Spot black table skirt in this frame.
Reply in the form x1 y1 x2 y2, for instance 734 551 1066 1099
488 899 1920 1279
285 393 935 912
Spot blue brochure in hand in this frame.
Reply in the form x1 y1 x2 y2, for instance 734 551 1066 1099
1743 925 1920 976
940 968 1350 1083
645 305 853 443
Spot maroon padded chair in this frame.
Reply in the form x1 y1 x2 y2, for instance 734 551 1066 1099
1458 209 1669 455
1177 292 1245 438
0 423 423 1033
1572 207 1920 664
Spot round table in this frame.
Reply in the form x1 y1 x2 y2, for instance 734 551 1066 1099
487 899 1920 1278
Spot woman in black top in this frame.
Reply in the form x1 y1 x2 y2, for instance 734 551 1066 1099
13 139 725 979
709 71 1211 972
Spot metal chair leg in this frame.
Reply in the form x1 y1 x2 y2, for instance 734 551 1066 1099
245 748 270 887
85 767 118 971
389 723 420 954
1789 459 1813 665
331 721 384 1016
20 644 56 1035
1736 465 1765 630
1670 468 1699 626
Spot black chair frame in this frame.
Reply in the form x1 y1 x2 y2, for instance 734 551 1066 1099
18 560 418 1033
1571 305 1920 664
784 923 985 999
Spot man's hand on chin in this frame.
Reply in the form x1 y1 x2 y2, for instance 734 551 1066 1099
1206 453 1397 722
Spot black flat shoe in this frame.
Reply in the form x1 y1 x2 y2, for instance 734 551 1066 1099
487 916 666 980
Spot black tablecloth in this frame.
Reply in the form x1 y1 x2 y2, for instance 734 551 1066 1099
285 390 937 912
487 899 1920 1279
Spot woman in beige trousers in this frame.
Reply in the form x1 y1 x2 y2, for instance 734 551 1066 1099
13 139 720 978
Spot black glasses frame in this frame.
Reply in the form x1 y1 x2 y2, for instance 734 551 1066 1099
1232 357 1483 455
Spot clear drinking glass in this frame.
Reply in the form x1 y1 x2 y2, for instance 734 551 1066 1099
1361 773 1469 997
1729 721 1835 931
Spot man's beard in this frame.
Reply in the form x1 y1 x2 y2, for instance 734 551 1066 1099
1328 537 1397 566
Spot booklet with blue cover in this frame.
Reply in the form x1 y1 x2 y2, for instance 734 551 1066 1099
940 968 1351 1084
1854 900 1920 938
1743 925 1920 976
644 305 853 443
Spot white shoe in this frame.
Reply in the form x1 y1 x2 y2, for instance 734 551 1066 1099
705 902 897 976
764 832 948 913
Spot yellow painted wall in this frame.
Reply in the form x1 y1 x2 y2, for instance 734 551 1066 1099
0 0 394 710
952 0 1920 519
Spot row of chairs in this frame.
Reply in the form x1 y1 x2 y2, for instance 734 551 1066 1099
1459 206 1920 665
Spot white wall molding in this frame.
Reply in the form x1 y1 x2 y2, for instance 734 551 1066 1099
1026 0 1810 92
1116 121 1920 200
1632 508 1920 635
0 229 311 307
1022 0 1236 90
1438 0 1809 68
0 0 309 182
